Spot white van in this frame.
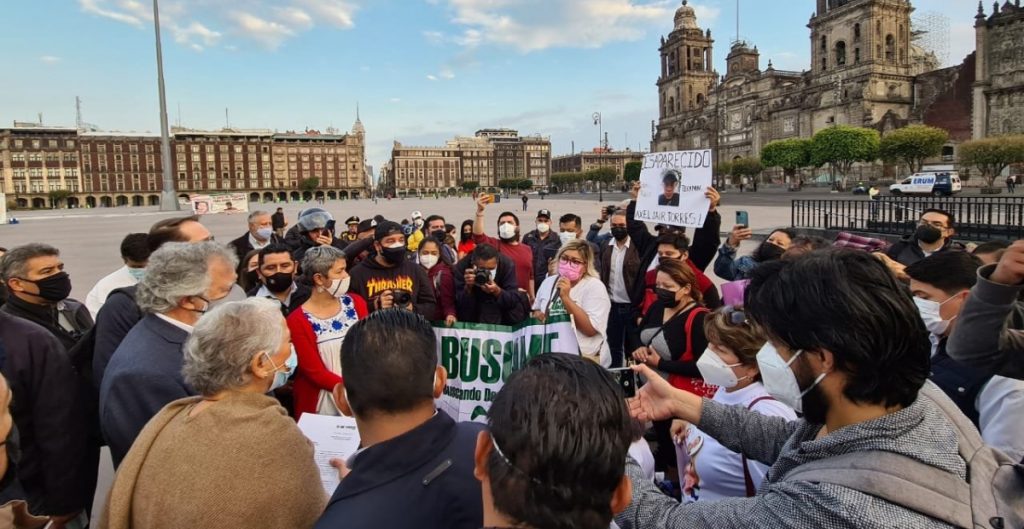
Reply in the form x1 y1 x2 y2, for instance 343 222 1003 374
889 172 963 197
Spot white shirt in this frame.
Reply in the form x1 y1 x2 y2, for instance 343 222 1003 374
85 265 140 318
532 275 612 367
154 313 195 333
628 439 656 481
254 282 298 309
608 237 631 304
682 382 796 502
249 232 271 251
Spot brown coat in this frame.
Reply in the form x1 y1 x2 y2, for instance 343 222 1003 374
100 392 326 529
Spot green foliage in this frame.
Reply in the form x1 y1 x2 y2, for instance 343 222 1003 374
585 167 618 186
624 161 642 182
550 172 584 190
880 125 949 173
730 157 763 177
715 161 733 188
958 135 1024 188
299 177 320 191
761 138 812 181
810 126 881 188
461 181 480 191
498 179 533 190
47 189 72 205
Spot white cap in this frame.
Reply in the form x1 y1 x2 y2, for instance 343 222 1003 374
411 211 423 219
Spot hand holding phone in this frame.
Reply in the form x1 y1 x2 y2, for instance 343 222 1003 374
607 366 638 398
735 210 749 228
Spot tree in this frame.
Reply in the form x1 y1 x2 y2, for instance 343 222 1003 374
761 138 812 183
879 125 949 174
299 177 320 192
586 167 618 187
624 161 642 182
958 135 1024 189
731 157 764 184
47 189 72 208
461 181 480 191
715 161 733 189
551 172 584 192
810 126 880 190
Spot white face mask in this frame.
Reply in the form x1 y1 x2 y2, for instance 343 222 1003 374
559 231 575 246
696 348 747 389
913 296 957 336
326 277 350 297
420 254 439 270
498 222 517 240
537 222 550 234
755 342 826 414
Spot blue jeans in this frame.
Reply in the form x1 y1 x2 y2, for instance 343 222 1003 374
607 302 636 368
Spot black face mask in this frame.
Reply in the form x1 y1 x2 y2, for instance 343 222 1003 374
610 227 629 241
244 269 260 287
381 245 408 265
655 288 679 308
23 271 72 302
461 231 472 242
431 229 447 241
264 272 294 293
915 224 943 244
754 241 786 263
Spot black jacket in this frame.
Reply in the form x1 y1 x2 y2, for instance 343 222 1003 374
885 236 967 267
91 286 143 392
314 412 484 529
228 232 283 267
349 255 437 318
626 200 721 307
246 282 312 317
453 254 530 325
291 234 349 263
0 295 93 353
522 229 562 289
0 312 93 515
271 211 287 230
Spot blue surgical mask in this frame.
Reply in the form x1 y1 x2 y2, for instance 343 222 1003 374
126 267 146 281
256 227 274 241
265 346 298 392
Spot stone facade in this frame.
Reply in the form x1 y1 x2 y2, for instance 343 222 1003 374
551 149 646 180
653 0 956 177
973 1 1024 138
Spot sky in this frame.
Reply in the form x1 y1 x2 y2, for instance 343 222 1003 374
0 0 979 171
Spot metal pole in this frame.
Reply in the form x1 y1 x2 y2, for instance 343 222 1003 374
154 0 178 211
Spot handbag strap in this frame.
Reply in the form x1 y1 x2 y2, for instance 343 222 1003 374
741 395 776 497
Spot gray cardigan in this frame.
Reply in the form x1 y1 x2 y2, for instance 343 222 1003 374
946 264 1024 379
616 394 966 529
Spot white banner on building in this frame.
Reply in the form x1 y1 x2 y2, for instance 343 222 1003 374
0 194 7 225
435 316 579 423
189 193 249 215
635 149 713 228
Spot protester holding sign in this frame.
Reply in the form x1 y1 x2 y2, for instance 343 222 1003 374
634 150 713 229
531 239 611 366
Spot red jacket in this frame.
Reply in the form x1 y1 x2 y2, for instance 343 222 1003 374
286 294 368 419
426 263 457 321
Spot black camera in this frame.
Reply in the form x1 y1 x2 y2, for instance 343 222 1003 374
605 204 618 217
392 289 412 307
474 268 492 286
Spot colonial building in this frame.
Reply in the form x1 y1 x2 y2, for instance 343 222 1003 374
551 148 646 180
973 1 1024 138
651 0 1006 180
0 114 368 208
386 129 551 195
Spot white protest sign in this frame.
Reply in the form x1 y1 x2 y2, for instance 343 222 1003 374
297 413 361 497
635 149 713 228
435 316 579 423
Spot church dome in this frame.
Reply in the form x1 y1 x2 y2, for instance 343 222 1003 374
674 0 698 30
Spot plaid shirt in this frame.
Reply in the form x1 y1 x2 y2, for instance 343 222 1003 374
616 394 965 529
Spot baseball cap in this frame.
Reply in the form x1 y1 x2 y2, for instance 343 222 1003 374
411 211 423 220
345 216 360 225
537 209 552 220
375 220 405 241
357 218 378 233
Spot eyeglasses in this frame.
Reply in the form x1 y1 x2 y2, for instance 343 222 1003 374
722 305 748 326
559 256 585 266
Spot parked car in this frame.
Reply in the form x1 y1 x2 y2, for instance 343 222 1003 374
889 172 962 197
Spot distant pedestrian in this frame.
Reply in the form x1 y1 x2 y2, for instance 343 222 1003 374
1007 175 1016 194
271 207 287 238
522 193 529 211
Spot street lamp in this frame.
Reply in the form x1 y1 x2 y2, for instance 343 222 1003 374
593 112 603 201
153 0 178 211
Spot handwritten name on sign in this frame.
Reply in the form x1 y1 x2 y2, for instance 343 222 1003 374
635 149 713 229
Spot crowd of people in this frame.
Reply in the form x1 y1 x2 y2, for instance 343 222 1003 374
0 184 1021 528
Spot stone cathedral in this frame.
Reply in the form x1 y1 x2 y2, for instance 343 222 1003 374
652 0 1024 174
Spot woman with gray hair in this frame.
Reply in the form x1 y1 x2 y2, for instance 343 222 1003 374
287 246 368 418
100 298 325 529
531 239 612 366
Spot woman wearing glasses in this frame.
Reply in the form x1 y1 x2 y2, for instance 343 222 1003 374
675 305 796 502
531 239 612 366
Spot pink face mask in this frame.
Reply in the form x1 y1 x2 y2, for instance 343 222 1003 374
557 260 584 282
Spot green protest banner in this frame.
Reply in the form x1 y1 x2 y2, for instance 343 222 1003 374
434 315 579 423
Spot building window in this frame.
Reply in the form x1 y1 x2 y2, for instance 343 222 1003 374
885 34 895 63
854 47 861 63
853 23 861 41
835 41 846 65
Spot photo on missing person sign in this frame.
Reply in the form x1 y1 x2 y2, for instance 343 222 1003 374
634 149 713 229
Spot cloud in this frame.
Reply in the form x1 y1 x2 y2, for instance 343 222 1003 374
433 0 696 52
39 55 62 64
439 69 455 80
389 97 402 103
78 0 359 51
426 74 439 81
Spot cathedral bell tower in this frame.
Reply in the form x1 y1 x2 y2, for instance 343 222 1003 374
657 1 717 121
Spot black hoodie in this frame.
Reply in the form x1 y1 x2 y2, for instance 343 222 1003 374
349 255 438 319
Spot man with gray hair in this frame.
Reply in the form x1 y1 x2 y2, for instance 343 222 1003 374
100 241 238 467
229 210 282 268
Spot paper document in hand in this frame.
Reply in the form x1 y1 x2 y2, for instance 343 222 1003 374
297 413 361 497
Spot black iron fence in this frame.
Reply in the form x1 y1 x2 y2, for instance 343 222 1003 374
791 196 1024 241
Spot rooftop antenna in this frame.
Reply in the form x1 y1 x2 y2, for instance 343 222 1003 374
38 112 43 125
176 102 182 128
76 96 83 130
225 107 230 129
736 0 740 43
